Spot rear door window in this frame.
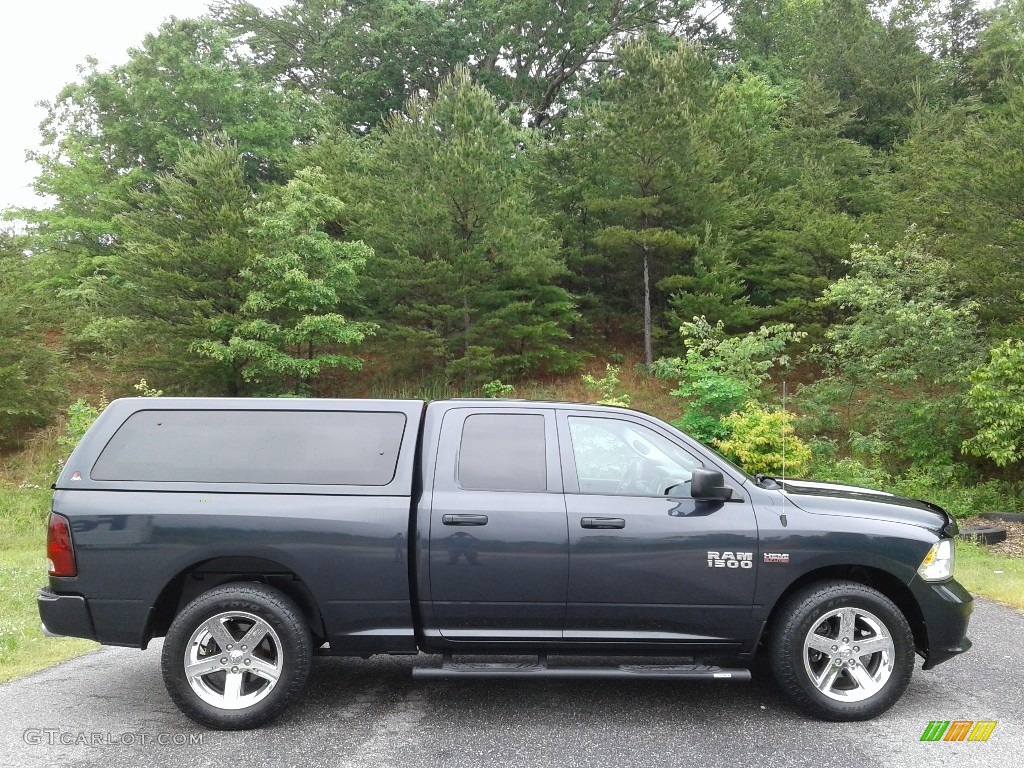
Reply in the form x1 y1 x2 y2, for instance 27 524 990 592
457 413 547 492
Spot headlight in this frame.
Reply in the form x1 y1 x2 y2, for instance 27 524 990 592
918 539 954 582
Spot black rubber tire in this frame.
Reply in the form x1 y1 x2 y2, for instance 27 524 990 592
769 581 915 721
957 524 1008 545
161 583 313 730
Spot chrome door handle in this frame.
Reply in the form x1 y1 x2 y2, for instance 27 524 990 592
580 517 625 529
442 514 489 526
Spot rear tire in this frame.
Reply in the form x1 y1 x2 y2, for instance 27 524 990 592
769 580 914 721
161 583 313 730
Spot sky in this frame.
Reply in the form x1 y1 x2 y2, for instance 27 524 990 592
0 1 279 216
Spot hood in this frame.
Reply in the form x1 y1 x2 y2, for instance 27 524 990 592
779 479 953 533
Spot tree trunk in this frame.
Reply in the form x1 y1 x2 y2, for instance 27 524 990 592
463 293 472 386
643 249 653 369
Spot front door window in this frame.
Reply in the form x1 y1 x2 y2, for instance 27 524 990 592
568 416 700 496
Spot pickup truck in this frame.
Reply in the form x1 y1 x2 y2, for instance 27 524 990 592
39 397 973 729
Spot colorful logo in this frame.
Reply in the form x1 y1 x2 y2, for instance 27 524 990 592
920 720 997 742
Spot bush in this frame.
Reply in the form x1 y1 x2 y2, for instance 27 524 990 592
654 318 804 445
963 339 1024 467
714 402 811 476
58 397 108 455
669 362 752 443
808 456 892 489
582 365 630 407
482 380 515 398
815 237 982 466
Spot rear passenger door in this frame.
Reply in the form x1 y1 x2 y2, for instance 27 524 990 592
427 408 568 641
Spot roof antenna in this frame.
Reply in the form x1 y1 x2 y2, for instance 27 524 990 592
780 381 788 528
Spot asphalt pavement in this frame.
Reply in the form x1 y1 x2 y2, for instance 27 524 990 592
1 598 1020 768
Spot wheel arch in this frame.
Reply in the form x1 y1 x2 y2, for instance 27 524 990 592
143 556 327 648
757 565 927 658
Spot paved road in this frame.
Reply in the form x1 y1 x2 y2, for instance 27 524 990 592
2 598 1020 768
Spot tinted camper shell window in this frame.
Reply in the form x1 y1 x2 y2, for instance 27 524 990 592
92 410 407 486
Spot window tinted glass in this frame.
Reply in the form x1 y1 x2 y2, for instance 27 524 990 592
91 410 407 485
458 414 546 492
568 417 699 496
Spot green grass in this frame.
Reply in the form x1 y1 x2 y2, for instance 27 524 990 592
0 525 98 682
0 433 98 682
955 541 1024 611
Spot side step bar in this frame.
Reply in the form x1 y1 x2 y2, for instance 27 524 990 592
413 654 751 682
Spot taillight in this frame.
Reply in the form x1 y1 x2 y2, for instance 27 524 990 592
47 513 77 577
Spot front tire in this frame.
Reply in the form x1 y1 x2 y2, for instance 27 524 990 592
769 580 914 721
161 583 313 729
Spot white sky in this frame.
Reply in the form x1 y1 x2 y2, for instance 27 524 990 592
0 1 279 215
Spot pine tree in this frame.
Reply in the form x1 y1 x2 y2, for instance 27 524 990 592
354 69 579 383
78 137 255 393
193 168 378 394
579 40 719 367
0 233 66 445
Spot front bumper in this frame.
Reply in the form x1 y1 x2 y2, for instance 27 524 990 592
910 578 973 670
37 588 96 641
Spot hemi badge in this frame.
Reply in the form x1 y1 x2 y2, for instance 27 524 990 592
764 552 790 564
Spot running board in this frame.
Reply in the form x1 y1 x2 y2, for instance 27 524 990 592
413 654 751 682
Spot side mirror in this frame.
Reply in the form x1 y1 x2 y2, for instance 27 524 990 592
691 468 733 501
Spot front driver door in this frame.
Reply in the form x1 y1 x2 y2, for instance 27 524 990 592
557 410 757 648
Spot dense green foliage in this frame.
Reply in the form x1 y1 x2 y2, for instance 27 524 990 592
0 235 65 444
963 341 1024 466
193 167 378 394
806 237 983 466
653 318 804 444
715 403 812 476
3 0 1024 497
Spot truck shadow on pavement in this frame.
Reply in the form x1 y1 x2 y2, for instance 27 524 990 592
289 654 796 728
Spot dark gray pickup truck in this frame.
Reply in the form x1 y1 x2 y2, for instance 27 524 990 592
39 397 972 729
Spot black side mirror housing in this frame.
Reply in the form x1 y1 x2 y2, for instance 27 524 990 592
691 468 733 501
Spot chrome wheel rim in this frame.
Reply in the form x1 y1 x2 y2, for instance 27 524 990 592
184 611 283 710
802 607 895 703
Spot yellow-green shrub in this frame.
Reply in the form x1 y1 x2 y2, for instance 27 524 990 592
714 402 811 476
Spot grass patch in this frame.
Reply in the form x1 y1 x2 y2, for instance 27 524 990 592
955 541 1024 611
0 525 99 682
0 430 98 683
